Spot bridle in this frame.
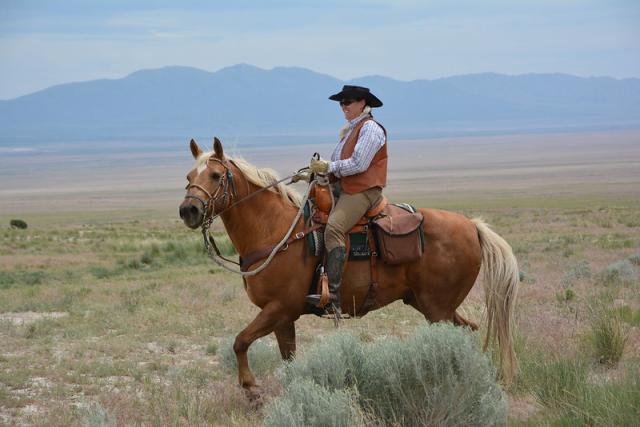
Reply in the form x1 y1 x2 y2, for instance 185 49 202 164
183 156 241 266
182 155 310 276
184 156 238 225
184 155 302 226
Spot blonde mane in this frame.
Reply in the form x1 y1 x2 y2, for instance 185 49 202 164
195 152 301 207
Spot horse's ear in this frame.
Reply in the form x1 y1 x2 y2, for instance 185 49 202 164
213 137 224 159
190 139 202 159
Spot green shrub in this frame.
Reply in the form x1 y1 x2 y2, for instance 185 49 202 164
282 332 364 391
22 271 46 285
615 305 640 326
98 235 237 275
556 288 576 303
629 253 640 266
0 271 14 287
588 309 629 366
279 324 506 427
120 289 144 313
9 219 28 229
596 260 636 287
205 342 218 355
594 216 613 228
213 235 237 257
149 243 161 257
621 214 640 227
512 241 532 255
596 234 635 249
519 269 536 284
143 244 163 264
513 338 638 424
0 270 47 288
79 402 116 427
559 369 640 426
125 258 142 270
140 251 154 265
219 337 282 377
164 241 186 260
162 239 221 264
357 324 506 426
561 260 591 287
89 266 116 279
145 367 221 425
262 379 365 427
530 357 588 407
23 319 56 339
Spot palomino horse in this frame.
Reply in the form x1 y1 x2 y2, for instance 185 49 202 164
179 138 519 394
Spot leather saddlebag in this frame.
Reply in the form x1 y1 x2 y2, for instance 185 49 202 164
373 207 424 264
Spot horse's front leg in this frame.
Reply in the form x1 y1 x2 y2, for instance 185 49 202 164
233 303 286 392
274 321 296 360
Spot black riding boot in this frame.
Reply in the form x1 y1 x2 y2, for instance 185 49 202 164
306 246 346 314
326 246 346 314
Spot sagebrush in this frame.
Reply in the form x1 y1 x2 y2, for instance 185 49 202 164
269 324 507 427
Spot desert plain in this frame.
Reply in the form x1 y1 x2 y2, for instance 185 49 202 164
1 129 639 425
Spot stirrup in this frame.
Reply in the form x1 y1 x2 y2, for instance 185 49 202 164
305 293 338 307
329 302 342 327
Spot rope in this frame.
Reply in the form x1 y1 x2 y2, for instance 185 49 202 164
202 174 315 277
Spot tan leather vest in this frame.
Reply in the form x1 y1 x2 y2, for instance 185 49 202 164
339 117 388 194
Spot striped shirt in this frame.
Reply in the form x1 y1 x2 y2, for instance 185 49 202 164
329 115 386 178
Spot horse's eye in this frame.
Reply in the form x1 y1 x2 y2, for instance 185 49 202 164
211 172 221 180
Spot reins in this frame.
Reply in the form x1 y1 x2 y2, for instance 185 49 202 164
185 156 314 277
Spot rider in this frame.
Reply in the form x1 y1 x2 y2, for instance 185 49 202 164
305 85 387 313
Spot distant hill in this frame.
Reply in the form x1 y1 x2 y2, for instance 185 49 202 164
1 64 639 140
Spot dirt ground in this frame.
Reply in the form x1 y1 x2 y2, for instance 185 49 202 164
1 129 639 218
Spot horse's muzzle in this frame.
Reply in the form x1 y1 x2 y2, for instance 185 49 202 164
179 200 203 229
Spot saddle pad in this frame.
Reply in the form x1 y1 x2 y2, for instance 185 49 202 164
304 200 369 260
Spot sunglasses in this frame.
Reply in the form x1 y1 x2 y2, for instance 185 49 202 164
339 99 360 106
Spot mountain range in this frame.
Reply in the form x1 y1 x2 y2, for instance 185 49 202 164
1 64 639 141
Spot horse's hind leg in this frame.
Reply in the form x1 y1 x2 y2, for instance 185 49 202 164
274 321 296 360
407 290 455 323
454 311 479 330
407 289 479 330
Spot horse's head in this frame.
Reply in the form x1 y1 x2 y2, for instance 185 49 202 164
179 137 234 229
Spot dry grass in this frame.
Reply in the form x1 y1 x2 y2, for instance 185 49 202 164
1 131 639 425
0 202 637 425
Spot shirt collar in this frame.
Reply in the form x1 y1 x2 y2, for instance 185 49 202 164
349 113 369 129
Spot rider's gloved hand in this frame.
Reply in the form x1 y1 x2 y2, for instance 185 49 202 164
309 157 330 174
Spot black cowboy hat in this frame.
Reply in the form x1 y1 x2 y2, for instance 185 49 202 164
329 85 383 108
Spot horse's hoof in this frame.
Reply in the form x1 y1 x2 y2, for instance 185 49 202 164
243 385 264 407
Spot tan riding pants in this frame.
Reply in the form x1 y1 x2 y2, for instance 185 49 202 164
324 186 383 252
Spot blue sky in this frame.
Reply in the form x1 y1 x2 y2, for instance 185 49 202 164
1 0 638 99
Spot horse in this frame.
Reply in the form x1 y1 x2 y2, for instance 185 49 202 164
179 137 519 396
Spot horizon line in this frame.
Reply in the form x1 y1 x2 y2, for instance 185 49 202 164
3 63 639 102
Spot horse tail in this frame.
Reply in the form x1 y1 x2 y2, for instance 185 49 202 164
472 218 519 384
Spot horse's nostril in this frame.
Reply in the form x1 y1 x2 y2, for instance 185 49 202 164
179 204 201 220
